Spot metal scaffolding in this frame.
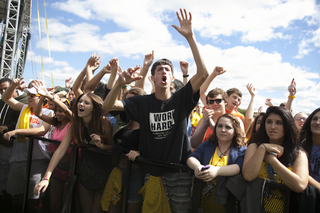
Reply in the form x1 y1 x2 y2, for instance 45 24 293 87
0 0 31 79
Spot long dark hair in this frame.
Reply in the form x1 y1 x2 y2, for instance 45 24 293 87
299 108 320 161
247 112 266 145
208 113 246 148
253 106 301 167
53 98 71 126
70 93 108 147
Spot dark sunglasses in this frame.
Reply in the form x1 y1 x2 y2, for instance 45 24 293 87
60 98 71 107
294 117 306 122
207 99 223 105
27 93 40 98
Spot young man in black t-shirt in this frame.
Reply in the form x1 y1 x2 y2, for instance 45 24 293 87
103 9 209 212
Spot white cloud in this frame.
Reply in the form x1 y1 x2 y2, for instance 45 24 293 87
24 0 320 114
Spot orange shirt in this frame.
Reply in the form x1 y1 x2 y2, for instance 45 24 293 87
225 109 244 120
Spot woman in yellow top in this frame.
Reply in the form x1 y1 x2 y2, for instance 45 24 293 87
242 106 309 211
187 113 247 212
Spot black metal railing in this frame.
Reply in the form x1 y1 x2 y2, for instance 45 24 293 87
0 135 301 213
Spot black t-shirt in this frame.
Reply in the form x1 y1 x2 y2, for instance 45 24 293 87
122 81 199 164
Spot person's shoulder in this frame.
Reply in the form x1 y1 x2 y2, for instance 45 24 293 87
238 145 247 152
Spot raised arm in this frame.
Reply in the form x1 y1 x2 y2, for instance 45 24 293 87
35 98 55 126
243 83 256 134
265 98 273 107
84 64 111 93
84 53 101 90
34 127 72 195
135 50 154 89
102 60 143 112
172 9 208 94
2 78 25 112
180 60 189 85
64 77 73 94
72 54 101 97
106 59 120 90
32 80 72 120
190 109 214 149
199 66 226 106
285 78 296 112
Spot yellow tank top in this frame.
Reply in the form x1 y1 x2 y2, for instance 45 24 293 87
258 161 292 183
258 161 292 213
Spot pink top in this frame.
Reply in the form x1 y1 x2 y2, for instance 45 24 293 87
48 122 72 153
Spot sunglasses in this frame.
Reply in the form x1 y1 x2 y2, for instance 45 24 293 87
27 93 40 98
294 117 306 122
60 98 71 107
207 99 223 105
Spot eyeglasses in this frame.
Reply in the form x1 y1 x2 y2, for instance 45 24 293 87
294 117 306 122
207 99 223 105
60 98 71 107
27 93 40 98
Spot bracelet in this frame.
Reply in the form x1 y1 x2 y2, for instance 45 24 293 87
40 97 47 101
51 97 55 101
288 95 295 99
42 178 50 182
122 85 128 89
183 74 189 78
261 143 267 150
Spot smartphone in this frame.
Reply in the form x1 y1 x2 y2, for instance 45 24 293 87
201 165 210 171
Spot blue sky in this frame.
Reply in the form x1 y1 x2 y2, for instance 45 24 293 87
22 0 320 114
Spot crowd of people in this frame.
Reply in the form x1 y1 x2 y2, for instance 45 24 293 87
0 8 319 213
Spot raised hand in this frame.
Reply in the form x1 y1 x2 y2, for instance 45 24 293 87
12 77 25 89
65 77 73 89
246 83 256 97
32 80 50 97
180 61 189 75
257 106 263 114
118 66 143 86
87 53 101 72
101 64 112 74
203 108 214 126
172 9 193 38
288 78 296 96
109 57 119 74
144 50 154 67
213 66 226 76
265 98 273 107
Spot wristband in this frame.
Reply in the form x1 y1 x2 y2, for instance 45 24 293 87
261 143 267 150
122 85 128 89
183 74 189 78
42 178 50 182
288 95 295 99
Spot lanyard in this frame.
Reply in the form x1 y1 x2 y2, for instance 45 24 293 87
210 144 231 166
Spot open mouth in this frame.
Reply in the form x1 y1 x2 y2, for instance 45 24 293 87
79 109 84 112
162 76 167 84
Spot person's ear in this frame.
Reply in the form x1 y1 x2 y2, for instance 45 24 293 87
151 75 155 82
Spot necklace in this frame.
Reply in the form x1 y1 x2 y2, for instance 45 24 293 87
217 144 231 158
